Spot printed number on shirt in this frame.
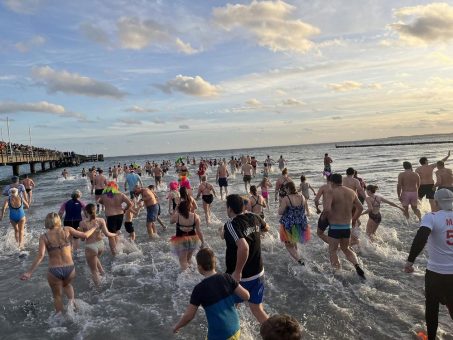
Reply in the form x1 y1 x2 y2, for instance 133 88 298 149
447 230 453 246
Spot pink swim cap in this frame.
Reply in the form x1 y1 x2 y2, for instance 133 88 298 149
180 179 191 189
169 181 179 191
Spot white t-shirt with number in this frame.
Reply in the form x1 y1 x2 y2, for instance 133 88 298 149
421 210 453 274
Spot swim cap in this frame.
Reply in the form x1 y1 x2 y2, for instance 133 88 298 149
169 181 179 191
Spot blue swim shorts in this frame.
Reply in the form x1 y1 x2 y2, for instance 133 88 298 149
146 204 159 222
234 275 265 305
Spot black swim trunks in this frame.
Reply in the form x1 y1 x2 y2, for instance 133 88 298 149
124 221 134 233
202 194 214 204
26 188 32 193
107 214 124 233
418 184 435 199
65 220 81 239
218 177 228 187
243 175 252 183
94 188 103 196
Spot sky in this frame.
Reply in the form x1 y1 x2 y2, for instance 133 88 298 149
1 0 453 156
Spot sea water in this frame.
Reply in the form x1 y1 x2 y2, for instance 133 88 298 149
0 134 453 339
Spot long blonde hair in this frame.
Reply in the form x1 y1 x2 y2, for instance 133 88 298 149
44 212 62 229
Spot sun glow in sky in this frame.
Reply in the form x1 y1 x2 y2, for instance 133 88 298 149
1 0 453 156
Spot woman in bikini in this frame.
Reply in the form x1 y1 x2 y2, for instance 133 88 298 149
362 184 404 241
259 177 272 211
20 212 97 313
247 185 266 219
1 187 29 250
169 200 204 271
80 204 117 286
196 175 217 225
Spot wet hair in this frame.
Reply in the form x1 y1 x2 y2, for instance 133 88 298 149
403 161 412 170
8 187 18 197
419 157 428 165
260 314 303 340
300 175 306 182
330 173 342 185
226 194 244 215
45 212 61 230
325 153 328 156
179 186 190 201
84 203 96 221
286 181 297 195
71 190 81 200
437 161 445 167
250 185 257 195
98 169 103 174
366 184 379 193
196 248 216 271
282 168 288 175
177 199 190 219
346 167 355 175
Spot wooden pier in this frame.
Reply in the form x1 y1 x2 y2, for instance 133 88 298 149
0 147 103 176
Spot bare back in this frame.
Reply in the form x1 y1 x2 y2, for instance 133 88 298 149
415 164 436 185
398 170 420 192
328 186 357 225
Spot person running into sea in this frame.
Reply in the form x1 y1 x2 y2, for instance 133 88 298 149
323 173 365 278
241 160 253 193
196 175 217 226
259 177 272 211
3 175 28 204
79 204 117 286
169 200 204 271
152 164 164 189
404 189 453 340
124 199 142 241
58 190 85 253
216 161 229 200
61 169 69 179
94 169 107 212
343 167 366 245
323 153 333 176
179 186 198 213
98 181 132 253
247 185 266 219
397 161 421 221
1 187 29 250
361 185 404 241
277 155 286 171
278 182 310 265
415 151 450 211
298 175 316 216
124 169 143 199
21 175 35 206
435 160 453 191
314 175 332 244
275 168 293 202
167 181 180 215
173 248 250 338
88 168 96 195
134 185 161 239
148 185 167 231
260 314 303 340
20 212 97 314
223 194 270 324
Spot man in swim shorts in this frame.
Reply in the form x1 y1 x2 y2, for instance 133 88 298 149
416 151 450 211
397 161 421 221
323 153 333 176
152 164 164 188
21 175 35 205
241 161 253 192
324 174 365 278
435 160 453 192
314 175 332 244
216 161 229 200
135 186 160 239
125 169 143 199
94 169 107 212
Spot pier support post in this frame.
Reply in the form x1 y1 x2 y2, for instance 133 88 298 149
12 164 19 177
49 161 54 169
41 162 46 171
30 163 36 174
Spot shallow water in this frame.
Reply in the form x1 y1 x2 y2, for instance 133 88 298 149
1 135 453 339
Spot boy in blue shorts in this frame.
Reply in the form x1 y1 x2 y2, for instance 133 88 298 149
173 248 250 339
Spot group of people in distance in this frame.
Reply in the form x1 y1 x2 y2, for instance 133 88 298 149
5 150 452 340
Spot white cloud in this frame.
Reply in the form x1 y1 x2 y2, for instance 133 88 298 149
327 81 363 92
15 35 45 52
213 0 320 53
0 101 85 120
430 51 453 65
3 0 43 14
156 74 218 97
281 98 304 106
179 124 190 129
118 118 141 125
390 3 453 45
245 98 262 107
124 105 157 113
32 66 126 99
175 38 199 55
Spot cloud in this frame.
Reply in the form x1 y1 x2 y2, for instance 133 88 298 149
213 0 320 53
15 35 45 52
117 118 141 125
331 116 342 120
431 51 453 65
327 81 363 92
124 105 157 113
32 66 126 99
80 23 111 46
245 98 262 107
179 124 190 129
390 3 453 45
0 100 85 120
156 74 218 97
3 0 43 14
116 17 199 54
152 118 165 124
281 98 304 106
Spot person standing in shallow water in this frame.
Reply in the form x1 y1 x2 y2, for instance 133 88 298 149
1 187 29 250
397 161 421 222
20 212 97 314
196 175 217 226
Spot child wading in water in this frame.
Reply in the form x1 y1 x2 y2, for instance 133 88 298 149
173 248 250 338
259 177 272 211
298 175 316 216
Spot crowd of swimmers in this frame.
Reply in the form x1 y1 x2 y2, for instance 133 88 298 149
0 150 451 339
